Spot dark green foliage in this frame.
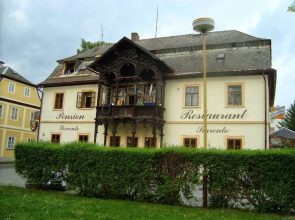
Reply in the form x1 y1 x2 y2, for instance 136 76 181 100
77 39 106 54
279 101 295 131
15 142 295 213
288 0 295 12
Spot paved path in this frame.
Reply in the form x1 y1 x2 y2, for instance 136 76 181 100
0 158 26 187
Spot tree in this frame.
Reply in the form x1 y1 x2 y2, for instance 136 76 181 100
279 101 295 131
288 0 295 12
77 39 105 54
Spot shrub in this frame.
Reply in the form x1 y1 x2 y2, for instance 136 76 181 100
15 143 295 213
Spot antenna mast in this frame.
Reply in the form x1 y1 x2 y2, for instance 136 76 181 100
155 6 159 38
100 24 104 42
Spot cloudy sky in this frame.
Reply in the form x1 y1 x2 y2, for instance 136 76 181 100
0 0 294 108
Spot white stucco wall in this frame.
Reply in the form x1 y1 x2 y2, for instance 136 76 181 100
39 74 270 149
163 75 269 149
39 84 101 143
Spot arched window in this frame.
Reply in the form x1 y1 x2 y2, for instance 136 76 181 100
140 69 155 81
120 63 135 77
104 72 116 85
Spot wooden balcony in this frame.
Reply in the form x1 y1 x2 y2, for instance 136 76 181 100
96 105 164 121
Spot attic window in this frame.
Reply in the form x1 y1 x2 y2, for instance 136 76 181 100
217 53 225 59
64 62 75 75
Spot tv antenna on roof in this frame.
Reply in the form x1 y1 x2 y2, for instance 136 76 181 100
155 6 159 38
100 24 104 42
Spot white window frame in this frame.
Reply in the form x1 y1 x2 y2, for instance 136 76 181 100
8 82 15 93
225 83 244 107
11 107 18 120
184 85 200 107
7 136 15 149
24 87 31 97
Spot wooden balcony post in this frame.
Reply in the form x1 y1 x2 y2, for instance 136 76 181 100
111 121 117 146
131 121 137 147
159 124 164 148
152 123 156 148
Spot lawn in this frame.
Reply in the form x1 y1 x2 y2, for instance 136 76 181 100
0 186 294 220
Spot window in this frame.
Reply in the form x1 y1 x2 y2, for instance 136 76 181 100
116 88 126 106
78 135 89 142
24 87 30 97
126 87 136 105
64 62 75 75
0 105 3 118
100 86 108 106
77 92 95 108
144 137 157 148
28 139 33 143
136 85 144 105
110 136 120 147
127 137 138 147
120 63 135 77
54 93 64 109
7 137 15 149
227 84 242 106
30 112 34 122
183 138 197 148
144 84 156 103
185 86 199 107
227 138 242 150
51 134 60 143
8 82 15 93
11 107 18 120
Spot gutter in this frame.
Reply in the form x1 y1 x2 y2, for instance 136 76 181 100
262 73 268 150
37 87 44 142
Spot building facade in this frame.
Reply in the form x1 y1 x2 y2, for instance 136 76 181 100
39 30 276 150
0 64 41 158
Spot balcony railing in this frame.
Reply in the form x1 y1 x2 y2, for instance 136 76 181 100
96 105 164 120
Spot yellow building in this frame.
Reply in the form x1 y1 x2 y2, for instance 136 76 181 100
0 63 41 158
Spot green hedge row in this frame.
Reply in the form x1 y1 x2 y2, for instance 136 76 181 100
15 142 295 213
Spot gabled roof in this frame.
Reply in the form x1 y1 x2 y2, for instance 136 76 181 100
271 127 295 139
41 29 276 104
88 37 173 73
0 66 36 87
60 30 266 62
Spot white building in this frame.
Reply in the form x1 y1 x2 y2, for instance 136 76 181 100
38 30 276 150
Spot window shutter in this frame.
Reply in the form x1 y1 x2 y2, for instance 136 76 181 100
76 92 82 108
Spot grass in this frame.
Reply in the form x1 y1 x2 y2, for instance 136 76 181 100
0 186 294 220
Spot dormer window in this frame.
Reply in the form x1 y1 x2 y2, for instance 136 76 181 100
63 60 82 75
64 62 75 75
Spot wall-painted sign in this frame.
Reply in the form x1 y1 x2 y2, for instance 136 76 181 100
196 126 229 133
59 125 79 131
56 112 86 120
181 109 247 120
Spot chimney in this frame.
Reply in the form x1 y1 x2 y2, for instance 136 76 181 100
131 32 139 41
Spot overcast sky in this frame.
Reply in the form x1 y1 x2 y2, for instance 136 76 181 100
0 0 294 108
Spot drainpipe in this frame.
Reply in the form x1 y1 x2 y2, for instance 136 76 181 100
37 87 43 141
262 73 267 150
94 84 101 144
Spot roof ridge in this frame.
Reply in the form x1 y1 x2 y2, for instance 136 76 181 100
136 30 241 42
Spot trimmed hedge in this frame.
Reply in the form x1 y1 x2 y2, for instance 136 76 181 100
15 142 295 213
